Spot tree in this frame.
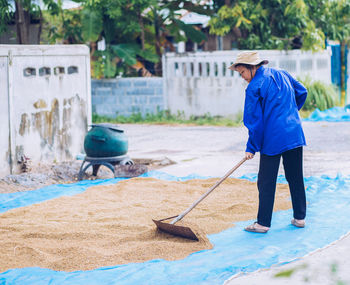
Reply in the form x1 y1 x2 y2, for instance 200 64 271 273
0 0 60 44
307 0 350 106
208 0 349 105
0 0 12 34
208 0 325 51
1 0 211 77
74 0 161 78
71 0 209 78
44 5 83 44
148 0 210 75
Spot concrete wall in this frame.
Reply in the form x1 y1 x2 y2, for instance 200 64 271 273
0 45 91 175
91 78 164 117
91 50 333 120
166 76 246 119
0 56 10 175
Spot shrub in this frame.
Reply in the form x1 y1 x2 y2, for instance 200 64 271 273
298 76 339 111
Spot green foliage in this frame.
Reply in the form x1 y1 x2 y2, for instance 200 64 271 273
81 0 156 77
91 43 161 79
91 56 105 79
101 48 116 78
92 110 242 127
42 8 83 44
81 7 103 43
173 19 207 43
137 49 159 64
209 0 349 52
301 21 325 52
78 0 209 78
111 44 139 66
208 0 325 51
0 0 12 34
0 0 62 43
309 0 350 43
319 0 350 105
298 76 339 111
209 4 253 37
4 0 349 80
42 0 60 16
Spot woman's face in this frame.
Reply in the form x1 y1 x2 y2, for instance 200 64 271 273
235 65 254 83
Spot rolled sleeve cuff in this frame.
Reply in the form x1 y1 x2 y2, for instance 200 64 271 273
245 142 256 155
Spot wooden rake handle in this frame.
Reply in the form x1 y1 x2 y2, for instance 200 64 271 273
170 157 247 225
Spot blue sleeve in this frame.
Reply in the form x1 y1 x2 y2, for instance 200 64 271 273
243 88 264 154
283 71 308 110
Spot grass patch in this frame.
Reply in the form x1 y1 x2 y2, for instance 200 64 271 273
92 110 243 127
298 75 339 112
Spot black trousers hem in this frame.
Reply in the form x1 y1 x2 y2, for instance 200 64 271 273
257 147 306 227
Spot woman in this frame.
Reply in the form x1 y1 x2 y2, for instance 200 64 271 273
229 51 307 233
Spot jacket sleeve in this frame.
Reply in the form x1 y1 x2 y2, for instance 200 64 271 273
283 71 308 110
243 88 264 154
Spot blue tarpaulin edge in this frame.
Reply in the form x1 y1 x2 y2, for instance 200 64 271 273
1 171 350 285
303 106 350 122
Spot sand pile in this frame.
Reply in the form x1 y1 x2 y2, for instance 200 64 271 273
0 177 291 272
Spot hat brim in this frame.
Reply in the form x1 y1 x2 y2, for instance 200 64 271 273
228 59 269 70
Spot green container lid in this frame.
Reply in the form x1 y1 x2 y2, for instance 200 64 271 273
84 123 128 157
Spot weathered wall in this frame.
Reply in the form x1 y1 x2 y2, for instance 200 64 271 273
0 45 91 175
166 77 246 119
91 78 164 117
0 56 10 175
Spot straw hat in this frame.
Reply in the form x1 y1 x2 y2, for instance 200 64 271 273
228 51 268 70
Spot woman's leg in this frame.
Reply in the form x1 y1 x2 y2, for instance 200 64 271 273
257 153 281 227
282 147 306 220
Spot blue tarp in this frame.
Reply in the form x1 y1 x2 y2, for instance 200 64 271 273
304 107 350 122
1 171 350 284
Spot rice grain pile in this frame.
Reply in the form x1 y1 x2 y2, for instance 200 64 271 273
0 177 291 272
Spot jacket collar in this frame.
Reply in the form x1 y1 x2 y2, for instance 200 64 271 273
248 65 265 86
254 65 265 77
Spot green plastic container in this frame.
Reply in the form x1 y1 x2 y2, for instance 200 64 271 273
84 123 128 157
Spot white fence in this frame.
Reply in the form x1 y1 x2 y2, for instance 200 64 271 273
163 49 332 118
0 45 91 175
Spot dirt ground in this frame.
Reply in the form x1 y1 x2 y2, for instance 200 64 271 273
0 157 174 194
2 121 350 194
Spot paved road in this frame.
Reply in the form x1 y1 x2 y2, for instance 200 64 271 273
122 121 350 285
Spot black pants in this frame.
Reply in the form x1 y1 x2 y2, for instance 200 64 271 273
257 147 306 227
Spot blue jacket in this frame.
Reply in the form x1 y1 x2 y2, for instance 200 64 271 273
243 66 307 156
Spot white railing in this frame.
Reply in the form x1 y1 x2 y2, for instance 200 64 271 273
163 49 332 118
165 50 331 81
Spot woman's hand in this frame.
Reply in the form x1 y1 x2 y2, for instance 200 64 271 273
245 152 254 160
